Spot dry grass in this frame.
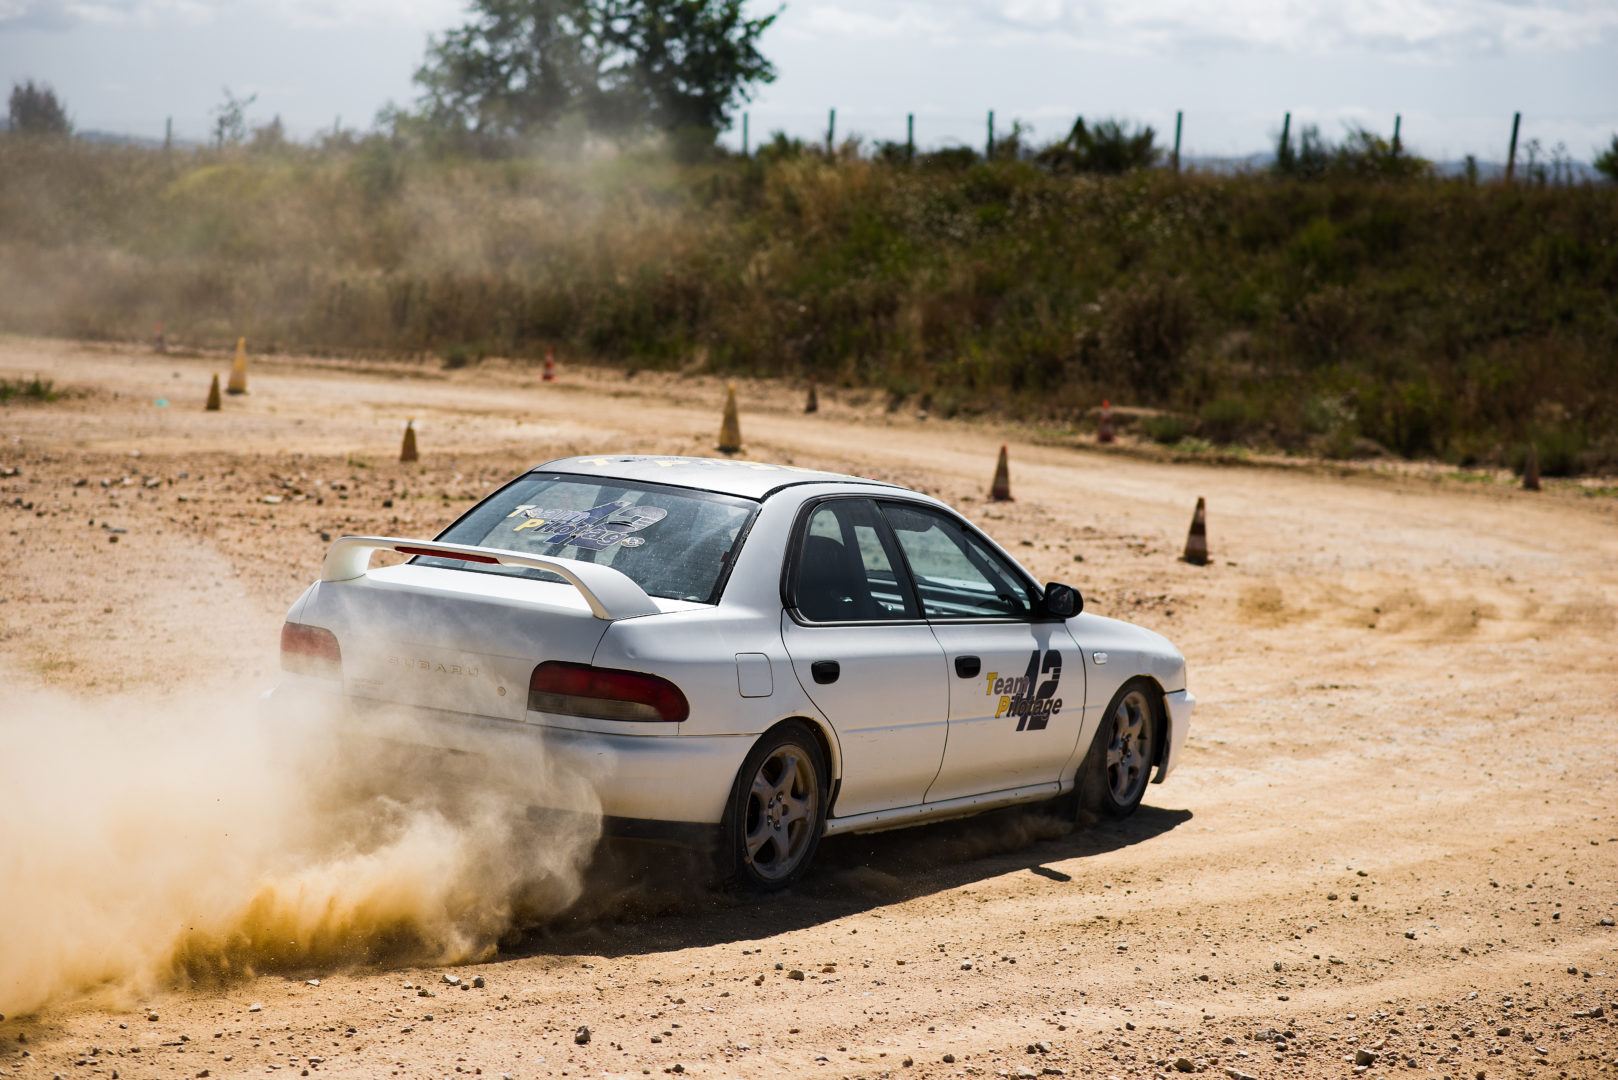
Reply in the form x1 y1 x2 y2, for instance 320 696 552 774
2 136 1616 471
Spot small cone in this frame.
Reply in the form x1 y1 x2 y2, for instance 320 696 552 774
988 444 1013 502
718 383 742 454
542 349 557 383
1522 444 1541 491
1182 497 1208 566
205 373 221 412
226 336 249 395
805 382 819 414
400 419 419 464
1097 399 1115 444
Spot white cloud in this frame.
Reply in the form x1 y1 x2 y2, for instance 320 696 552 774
0 0 461 31
784 0 1618 57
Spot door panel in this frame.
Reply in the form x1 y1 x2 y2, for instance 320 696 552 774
781 613 950 816
875 499 1085 802
924 621 1085 801
780 497 948 816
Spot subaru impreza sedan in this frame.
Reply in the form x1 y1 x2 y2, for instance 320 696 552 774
273 455 1192 889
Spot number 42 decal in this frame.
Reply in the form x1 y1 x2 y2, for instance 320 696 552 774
982 649 1064 731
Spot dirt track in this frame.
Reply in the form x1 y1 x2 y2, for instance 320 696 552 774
2 336 1615 1079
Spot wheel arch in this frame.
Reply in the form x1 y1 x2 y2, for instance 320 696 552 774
1094 673 1172 780
1143 676 1173 783
749 714 841 800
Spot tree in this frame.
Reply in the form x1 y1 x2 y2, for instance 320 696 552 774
8 80 71 136
212 87 258 147
596 0 777 135
1595 135 1618 183
413 0 777 145
415 0 605 141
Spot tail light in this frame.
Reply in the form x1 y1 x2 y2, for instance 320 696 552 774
528 661 688 723
281 622 342 679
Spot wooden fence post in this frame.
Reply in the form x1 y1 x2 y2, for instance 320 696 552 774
1506 111 1521 183
827 108 836 155
987 110 995 158
1278 111 1292 168
742 111 750 156
1392 114 1401 155
906 113 914 161
1172 110 1183 172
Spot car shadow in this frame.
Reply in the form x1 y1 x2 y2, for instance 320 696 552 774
512 802 1191 960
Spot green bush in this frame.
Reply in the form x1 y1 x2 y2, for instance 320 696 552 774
1141 413 1193 444
1198 396 1260 444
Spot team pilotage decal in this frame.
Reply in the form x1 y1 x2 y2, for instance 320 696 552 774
505 500 667 551
984 648 1063 732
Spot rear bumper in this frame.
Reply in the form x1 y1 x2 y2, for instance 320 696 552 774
265 677 749 828
1156 688 1194 782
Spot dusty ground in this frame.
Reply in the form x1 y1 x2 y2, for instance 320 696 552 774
1 336 1615 1079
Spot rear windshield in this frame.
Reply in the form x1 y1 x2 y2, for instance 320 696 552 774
420 473 756 604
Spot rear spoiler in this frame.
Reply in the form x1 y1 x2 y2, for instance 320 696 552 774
320 536 661 621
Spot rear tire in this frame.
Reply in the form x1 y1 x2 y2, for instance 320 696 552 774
719 722 828 891
1078 680 1159 819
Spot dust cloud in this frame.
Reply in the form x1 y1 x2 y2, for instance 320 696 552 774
0 676 602 1018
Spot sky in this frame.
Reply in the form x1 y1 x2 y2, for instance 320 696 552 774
2 0 1616 162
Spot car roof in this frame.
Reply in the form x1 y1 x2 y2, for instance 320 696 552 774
531 455 906 500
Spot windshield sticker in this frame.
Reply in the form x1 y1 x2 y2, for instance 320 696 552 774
505 500 667 551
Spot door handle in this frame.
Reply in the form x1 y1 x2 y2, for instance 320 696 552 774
811 660 840 685
954 655 981 678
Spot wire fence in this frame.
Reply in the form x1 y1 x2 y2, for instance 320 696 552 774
718 107 1618 169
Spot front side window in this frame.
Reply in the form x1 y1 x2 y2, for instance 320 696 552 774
880 503 1035 620
790 499 919 623
422 473 755 604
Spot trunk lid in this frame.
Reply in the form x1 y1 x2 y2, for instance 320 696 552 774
308 564 612 721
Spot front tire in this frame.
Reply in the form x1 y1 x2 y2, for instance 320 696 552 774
1079 680 1159 819
720 722 828 891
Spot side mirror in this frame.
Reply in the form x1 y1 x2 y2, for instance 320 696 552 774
1042 581 1081 619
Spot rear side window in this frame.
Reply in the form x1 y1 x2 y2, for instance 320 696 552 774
790 499 919 622
422 474 755 604
880 503 1034 620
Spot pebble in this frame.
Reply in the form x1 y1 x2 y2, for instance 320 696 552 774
443 974 461 986
1356 1049 1377 1066
1174 1057 1195 1072
248 1003 262 1013
943 1054 955 1063
472 976 485 989
787 969 806 981
574 1025 591 1045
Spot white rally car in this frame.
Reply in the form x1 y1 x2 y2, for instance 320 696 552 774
274 456 1193 889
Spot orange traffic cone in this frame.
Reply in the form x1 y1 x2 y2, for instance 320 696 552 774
542 349 557 383
805 382 819 414
1522 445 1541 491
718 383 742 454
400 419 419 464
226 337 249 395
1097 399 1115 444
988 444 1013 502
1182 497 1208 566
205 373 221 412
